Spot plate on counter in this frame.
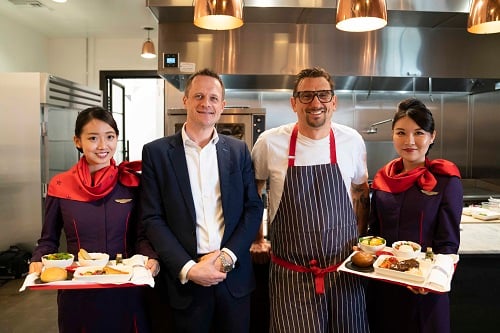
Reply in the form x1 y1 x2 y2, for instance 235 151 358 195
373 255 431 283
471 208 500 221
73 265 133 283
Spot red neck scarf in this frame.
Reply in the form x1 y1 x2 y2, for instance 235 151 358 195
48 157 142 202
371 158 461 194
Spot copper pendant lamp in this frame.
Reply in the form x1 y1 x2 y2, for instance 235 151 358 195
336 0 388 32
194 0 244 30
141 27 156 59
468 0 500 34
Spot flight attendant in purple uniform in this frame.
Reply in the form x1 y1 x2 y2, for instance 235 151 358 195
367 98 463 333
252 67 370 333
29 107 160 333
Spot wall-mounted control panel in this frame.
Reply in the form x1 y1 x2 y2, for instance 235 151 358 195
163 53 179 68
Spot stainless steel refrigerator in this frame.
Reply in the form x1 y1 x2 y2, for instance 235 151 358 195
0 73 102 251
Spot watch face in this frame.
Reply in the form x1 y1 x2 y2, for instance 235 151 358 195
219 254 234 272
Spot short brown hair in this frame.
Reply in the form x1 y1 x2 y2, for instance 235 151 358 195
184 68 225 99
293 67 335 95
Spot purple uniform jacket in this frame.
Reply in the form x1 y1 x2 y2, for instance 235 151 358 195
369 174 462 253
32 183 156 260
367 174 463 333
31 182 157 333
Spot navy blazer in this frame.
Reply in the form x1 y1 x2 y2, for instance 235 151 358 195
140 132 264 309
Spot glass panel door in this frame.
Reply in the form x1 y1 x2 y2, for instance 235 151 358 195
109 80 127 162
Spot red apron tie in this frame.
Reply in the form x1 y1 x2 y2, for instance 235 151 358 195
271 254 340 294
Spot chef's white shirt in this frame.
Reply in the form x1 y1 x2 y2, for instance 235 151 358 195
251 122 368 223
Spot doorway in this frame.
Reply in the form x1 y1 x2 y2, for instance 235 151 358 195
100 70 164 161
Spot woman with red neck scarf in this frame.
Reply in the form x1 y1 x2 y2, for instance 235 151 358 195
29 107 160 333
366 98 462 333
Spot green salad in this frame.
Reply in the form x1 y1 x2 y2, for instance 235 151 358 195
44 253 73 260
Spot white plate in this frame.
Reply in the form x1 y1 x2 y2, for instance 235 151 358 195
373 255 431 283
462 207 473 216
73 265 133 283
471 209 500 220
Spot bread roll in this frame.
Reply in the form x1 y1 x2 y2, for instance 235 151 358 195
351 251 375 267
40 267 68 282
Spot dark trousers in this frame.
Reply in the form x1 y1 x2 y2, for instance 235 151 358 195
171 281 251 333
58 287 150 333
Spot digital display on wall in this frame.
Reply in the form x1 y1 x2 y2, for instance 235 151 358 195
163 53 179 68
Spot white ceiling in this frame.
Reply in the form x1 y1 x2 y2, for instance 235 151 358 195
0 0 158 39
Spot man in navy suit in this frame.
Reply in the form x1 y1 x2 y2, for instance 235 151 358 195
140 68 264 333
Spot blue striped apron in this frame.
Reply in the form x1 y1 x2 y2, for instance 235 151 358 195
269 124 369 333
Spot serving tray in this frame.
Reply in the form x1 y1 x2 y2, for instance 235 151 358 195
338 249 458 293
19 255 154 291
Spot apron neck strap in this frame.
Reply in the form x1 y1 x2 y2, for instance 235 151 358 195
288 123 337 167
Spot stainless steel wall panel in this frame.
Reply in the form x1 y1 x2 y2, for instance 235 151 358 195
441 95 470 178
471 91 500 178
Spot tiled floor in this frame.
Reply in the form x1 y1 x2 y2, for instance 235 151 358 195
0 278 58 332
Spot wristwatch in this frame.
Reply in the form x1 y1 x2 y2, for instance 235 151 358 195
218 253 234 273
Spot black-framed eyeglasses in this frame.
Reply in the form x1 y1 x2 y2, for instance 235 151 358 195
293 90 334 104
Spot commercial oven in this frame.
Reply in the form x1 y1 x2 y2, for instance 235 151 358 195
165 107 266 149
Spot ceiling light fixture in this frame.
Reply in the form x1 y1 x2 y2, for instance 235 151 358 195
141 27 156 59
468 0 500 34
336 0 388 32
193 0 244 30
51 0 67 3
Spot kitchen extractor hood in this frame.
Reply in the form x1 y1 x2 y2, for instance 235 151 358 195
147 0 471 28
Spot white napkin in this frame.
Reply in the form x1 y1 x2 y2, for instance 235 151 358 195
115 254 155 287
122 254 148 267
19 272 39 292
131 266 155 287
427 254 455 291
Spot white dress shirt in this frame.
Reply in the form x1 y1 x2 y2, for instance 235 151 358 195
178 125 236 283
